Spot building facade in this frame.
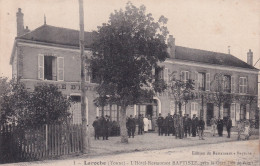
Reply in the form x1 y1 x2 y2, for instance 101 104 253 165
10 9 258 133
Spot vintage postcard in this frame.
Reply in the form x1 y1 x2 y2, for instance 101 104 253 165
0 0 259 165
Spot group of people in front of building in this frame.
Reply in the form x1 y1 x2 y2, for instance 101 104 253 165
93 112 251 141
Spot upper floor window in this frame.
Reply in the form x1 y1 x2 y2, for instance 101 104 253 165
38 54 64 81
198 72 205 91
181 71 189 82
223 75 231 93
239 77 247 94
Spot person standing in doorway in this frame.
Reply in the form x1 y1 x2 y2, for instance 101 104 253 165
143 115 149 133
138 114 144 135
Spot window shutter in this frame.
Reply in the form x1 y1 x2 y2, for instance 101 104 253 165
206 73 210 91
38 54 44 80
220 104 223 119
235 103 240 121
239 77 242 93
164 68 168 83
188 72 191 80
231 76 235 93
195 72 198 90
57 57 64 81
246 104 250 119
231 103 235 126
85 63 90 82
245 77 248 93
181 71 184 81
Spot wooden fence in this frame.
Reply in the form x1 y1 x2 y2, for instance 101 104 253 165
0 124 83 164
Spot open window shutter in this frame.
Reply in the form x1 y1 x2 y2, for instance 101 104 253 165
235 103 240 121
38 54 44 80
188 71 191 80
206 73 210 91
246 104 250 119
181 71 184 81
52 57 57 80
85 63 90 82
57 57 64 81
239 77 242 93
164 68 168 83
245 77 248 94
231 103 235 126
195 72 198 90
195 103 199 117
231 76 235 93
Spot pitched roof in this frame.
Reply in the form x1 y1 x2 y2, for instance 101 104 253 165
175 46 257 69
16 24 257 70
17 24 96 48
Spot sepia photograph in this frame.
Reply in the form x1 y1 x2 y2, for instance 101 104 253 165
0 0 259 165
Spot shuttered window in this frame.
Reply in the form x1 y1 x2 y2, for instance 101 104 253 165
206 73 210 91
239 77 247 94
191 102 198 118
38 54 44 80
57 57 64 81
235 103 240 121
181 71 189 82
230 103 235 126
231 76 235 93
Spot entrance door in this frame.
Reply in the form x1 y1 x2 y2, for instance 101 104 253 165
206 103 214 126
146 105 153 118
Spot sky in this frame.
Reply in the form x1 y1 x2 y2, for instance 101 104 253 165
0 0 259 78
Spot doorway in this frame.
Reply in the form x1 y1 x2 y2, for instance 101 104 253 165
206 103 214 126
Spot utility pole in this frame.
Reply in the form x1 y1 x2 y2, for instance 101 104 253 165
79 0 89 153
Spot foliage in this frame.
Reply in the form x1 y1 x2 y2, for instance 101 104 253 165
90 2 169 143
0 80 71 128
207 73 234 117
168 71 195 114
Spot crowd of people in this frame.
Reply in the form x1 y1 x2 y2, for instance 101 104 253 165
92 113 251 141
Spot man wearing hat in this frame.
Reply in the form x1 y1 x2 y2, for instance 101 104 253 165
102 115 110 140
226 116 232 138
156 113 164 136
126 115 136 138
92 116 100 140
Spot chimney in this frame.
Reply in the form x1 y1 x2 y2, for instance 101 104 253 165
167 35 175 58
247 49 253 66
16 8 24 37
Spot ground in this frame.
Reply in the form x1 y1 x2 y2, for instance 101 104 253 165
2 130 259 166
4 139 259 166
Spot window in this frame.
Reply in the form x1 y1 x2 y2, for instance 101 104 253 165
240 104 246 120
206 73 210 91
223 103 230 118
38 54 64 81
239 77 247 94
69 95 82 124
191 102 199 118
99 104 118 121
84 63 91 82
223 75 231 93
181 71 189 82
198 73 205 91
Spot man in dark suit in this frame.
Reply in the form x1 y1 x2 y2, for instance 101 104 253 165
226 116 232 138
126 115 136 138
168 115 174 136
138 114 144 135
92 116 100 140
102 115 110 140
191 114 198 137
156 113 164 136
198 117 205 140
217 117 224 137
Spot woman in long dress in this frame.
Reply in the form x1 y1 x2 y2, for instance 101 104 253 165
143 116 149 132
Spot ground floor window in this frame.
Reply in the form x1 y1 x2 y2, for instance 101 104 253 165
69 95 82 124
191 102 199 118
99 105 119 122
137 100 158 118
240 104 246 120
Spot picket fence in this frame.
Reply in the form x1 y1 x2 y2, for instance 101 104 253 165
0 124 83 163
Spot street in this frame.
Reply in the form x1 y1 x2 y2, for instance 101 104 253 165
4 139 259 166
